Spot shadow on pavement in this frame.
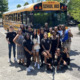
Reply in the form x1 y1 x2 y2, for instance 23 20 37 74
70 63 80 71
9 61 42 75
70 50 80 56
9 62 26 72
8 50 80 79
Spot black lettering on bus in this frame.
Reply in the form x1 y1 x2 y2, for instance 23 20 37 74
43 4 53 8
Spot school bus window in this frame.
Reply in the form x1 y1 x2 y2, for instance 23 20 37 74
9 15 11 21
14 13 17 21
17 13 21 23
11 14 13 21
10 14 12 21
9 15 12 21
14 14 16 21
16 13 18 21
8 15 9 21
16 13 17 21
13 14 15 21
23 12 26 24
20 13 22 23
6 15 8 21
18 13 20 21
4 16 6 21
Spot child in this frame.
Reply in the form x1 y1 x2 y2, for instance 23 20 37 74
54 48 62 70
13 28 24 64
41 32 52 71
62 47 70 68
23 33 34 72
31 29 40 69
6 26 16 62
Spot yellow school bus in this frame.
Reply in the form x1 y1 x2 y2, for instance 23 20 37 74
3 1 67 30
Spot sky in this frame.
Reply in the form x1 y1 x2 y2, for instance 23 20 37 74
8 0 32 10
8 0 45 10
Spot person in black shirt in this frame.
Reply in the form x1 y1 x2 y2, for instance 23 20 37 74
44 23 49 33
54 26 60 36
62 47 70 68
54 26 61 49
26 26 33 37
6 26 16 62
23 33 34 73
41 32 51 51
40 27 44 67
51 31 59 62
54 48 63 70
41 32 52 71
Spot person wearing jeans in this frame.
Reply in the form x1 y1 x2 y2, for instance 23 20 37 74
8 43 16 59
6 26 16 62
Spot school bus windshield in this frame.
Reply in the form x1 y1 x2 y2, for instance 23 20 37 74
33 11 67 28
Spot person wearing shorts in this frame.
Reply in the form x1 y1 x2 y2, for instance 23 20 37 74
31 29 40 69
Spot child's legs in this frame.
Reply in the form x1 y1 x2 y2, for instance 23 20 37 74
66 58 70 65
33 50 36 62
8 44 12 59
36 49 40 64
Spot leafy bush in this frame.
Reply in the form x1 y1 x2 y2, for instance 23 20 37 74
78 24 80 30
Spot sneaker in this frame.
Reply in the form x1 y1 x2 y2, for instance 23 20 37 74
38 64 40 69
14 58 17 62
29 66 34 70
8 59 11 63
26 67 31 72
34 62 37 67
68 65 70 68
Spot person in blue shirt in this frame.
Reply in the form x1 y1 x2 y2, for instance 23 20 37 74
62 26 73 53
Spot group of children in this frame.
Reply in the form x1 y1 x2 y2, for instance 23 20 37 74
6 23 73 73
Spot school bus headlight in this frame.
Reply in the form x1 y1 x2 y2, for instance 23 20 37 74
61 6 63 9
39 6 42 9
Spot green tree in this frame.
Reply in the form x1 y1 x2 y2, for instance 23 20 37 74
24 2 29 6
17 4 21 8
0 0 8 17
68 0 80 22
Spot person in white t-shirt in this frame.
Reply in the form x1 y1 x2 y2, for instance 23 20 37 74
31 29 40 69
